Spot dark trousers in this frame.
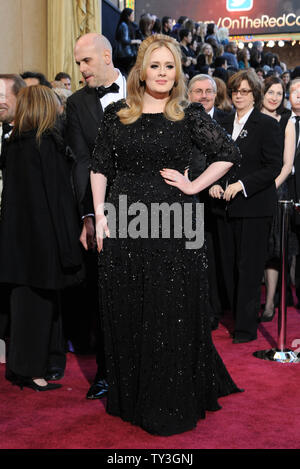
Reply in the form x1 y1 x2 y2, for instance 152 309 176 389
8 286 66 377
0 286 10 339
206 230 223 323
217 215 272 340
62 249 106 380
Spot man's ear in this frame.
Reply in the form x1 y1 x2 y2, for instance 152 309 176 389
103 49 112 65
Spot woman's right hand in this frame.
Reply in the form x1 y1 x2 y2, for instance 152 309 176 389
209 185 224 199
95 214 110 253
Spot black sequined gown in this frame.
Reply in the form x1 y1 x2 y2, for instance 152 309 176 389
91 101 241 436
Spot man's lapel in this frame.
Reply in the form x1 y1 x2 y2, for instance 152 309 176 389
82 86 103 125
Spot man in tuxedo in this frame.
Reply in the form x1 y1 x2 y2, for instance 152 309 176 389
288 79 300 304
66 33 126 399
188 74 229 330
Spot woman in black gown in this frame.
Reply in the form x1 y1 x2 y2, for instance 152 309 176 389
90 34 241 436
261 76 296 321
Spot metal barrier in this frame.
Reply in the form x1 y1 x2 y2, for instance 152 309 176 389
253 200 300 363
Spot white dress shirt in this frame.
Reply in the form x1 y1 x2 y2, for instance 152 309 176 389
232 107 254 197
232 107 254 141
99 70 126 111
207 106 214 119
84 71 126 219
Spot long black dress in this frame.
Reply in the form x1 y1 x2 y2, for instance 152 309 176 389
91 100 241 436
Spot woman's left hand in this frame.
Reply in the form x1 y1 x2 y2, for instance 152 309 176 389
223 181 243 201
160 168 194 195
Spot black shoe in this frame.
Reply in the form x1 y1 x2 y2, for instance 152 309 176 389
12 376 62 392
45 367 64 381
86 378 108 399
260 308 275 323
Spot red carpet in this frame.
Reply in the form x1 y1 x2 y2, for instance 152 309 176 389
1 305 300 449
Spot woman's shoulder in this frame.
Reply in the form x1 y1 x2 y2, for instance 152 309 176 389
118 22 129 33
103 99 128 117
184 102 210 122
101 100 129 128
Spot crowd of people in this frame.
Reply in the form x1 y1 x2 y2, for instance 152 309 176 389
113 10 300 92
1 8 300 437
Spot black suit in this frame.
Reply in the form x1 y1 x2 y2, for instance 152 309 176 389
287 113 300 301
189 106 232 326
66 86 104 217
0 125 11 341
66 85 117 379
214 108 282 341
288 113 300 208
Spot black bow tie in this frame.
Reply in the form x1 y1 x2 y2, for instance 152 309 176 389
96 83 119 99
2 122 13 135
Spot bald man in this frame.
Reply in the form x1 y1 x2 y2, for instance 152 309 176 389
67 33 126 220
66 33 126 399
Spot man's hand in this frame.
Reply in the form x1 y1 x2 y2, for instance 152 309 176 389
80 216 96 250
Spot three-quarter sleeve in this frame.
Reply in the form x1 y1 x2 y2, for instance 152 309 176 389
90 105 116 183
187 103 241 168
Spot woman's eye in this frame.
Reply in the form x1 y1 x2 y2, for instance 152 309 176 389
150 64 159 69
166 65 174 69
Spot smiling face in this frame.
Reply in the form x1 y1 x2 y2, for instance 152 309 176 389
144 46 176 97
263 83 283 112
189 78 216 112
0 79 17 124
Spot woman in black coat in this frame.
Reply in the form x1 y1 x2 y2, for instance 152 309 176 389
0 85 83 391
209 70 282 343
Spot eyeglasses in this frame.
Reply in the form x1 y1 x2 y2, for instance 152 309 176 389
191 89 215 95
231 88 253 96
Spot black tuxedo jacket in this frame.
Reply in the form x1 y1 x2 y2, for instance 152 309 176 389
286 111 300 201
221 108 282 218
213 107 229 122
66 86 104 217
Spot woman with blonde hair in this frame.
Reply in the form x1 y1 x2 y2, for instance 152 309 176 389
0 85 83 391
91 34 241 435
197 42 214 70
